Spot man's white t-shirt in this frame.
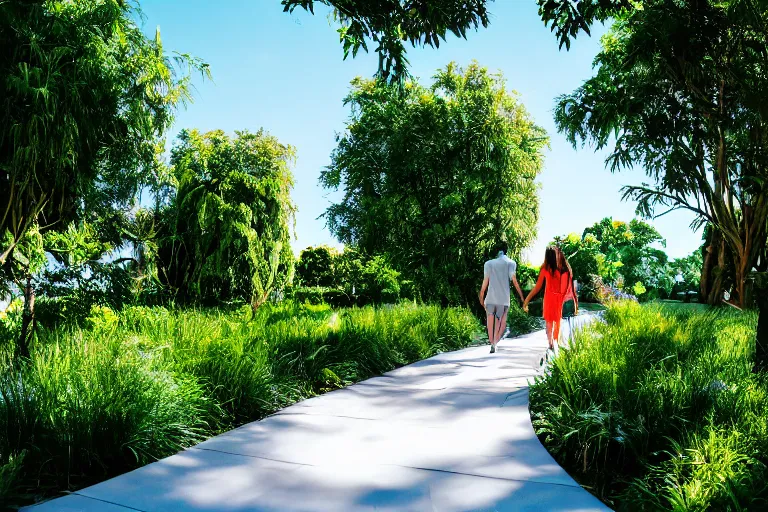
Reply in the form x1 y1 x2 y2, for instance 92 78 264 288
484 255 517 307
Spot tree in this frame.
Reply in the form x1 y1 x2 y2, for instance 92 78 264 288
537 0 632 50
157 129 296 312
552 232 602 300
281 0 491 83
0 0 207 266
669 249 704 300
555 218 670 301
550 0 768 311
585 218 668 295
0 0 207 355
321 62 548 308
296 246 338 287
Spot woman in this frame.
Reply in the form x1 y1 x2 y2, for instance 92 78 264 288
523 246 578 362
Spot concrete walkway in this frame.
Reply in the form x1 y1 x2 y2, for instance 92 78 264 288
27 317 610 512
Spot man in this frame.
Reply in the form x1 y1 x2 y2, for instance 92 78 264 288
478 242 524 353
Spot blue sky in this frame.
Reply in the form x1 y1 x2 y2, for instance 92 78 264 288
138 0 703 263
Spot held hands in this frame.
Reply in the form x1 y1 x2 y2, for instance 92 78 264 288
522 300 529 313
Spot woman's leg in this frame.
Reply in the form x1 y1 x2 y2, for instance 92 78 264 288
545 320 555 350
553 318 562 346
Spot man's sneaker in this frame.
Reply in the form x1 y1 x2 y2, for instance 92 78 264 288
490 344 496 354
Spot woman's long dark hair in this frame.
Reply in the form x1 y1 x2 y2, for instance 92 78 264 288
543 246 558 272
556 247 573 275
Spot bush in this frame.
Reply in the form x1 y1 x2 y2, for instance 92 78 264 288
0 299 21 344
594 275 638 304
336 251 402 305
507 301 543 336
290 250 406 307
530 302 762 510
290 286 326 305
0 331 211 507
321 288 353 308
34 262 134 328
295 246 337 287
1 302 480 506
578 274 602 303
517 263 540 292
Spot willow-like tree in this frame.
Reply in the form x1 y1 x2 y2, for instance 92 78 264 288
322 62 548 307
1 0 206 356
281 0 491 83
542 0 768 368
158 129 296 312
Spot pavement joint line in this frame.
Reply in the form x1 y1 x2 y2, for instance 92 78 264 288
381 463 582 489
266 410 522 428
191 447 582 491
190 446 315 468
272 411 380 422
69 493 148 512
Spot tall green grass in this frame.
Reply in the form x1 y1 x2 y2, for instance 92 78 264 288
530 301 766 511
0 302 479 507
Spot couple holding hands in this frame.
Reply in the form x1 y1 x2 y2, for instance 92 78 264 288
479 242 577 361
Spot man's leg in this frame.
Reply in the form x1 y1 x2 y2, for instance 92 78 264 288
486 309 496 345
493 307 508 346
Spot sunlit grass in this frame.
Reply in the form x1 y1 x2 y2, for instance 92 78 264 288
530 301 764 511
0 301 479 507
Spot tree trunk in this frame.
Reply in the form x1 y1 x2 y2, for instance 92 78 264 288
701 227 718 303
701 229 728 305
753 273 768 372
18 275 35 359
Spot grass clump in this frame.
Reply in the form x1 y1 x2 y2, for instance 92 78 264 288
0 301 479 507
529 301 765 511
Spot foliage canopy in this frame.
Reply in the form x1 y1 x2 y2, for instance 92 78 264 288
552 0 768 308
281 0 491 83
0 0 208 274
157 129 296 310
322 62 547 306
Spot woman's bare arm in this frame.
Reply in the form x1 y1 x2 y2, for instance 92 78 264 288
523 271 545 311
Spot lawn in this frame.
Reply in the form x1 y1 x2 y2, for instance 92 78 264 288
0 302 480 508
530 301 765 511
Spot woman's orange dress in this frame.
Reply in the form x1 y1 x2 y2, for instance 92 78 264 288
542 268 573 322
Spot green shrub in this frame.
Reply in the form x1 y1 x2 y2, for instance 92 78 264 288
294 246 407 307
0 299 21 347
337 252 401 305
507 301 543 336
517 263 540 293
295 246 337 287
322 288 353 308
0 332 211 504
290 286 326 305
34 262 134 328
530 301 762 511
